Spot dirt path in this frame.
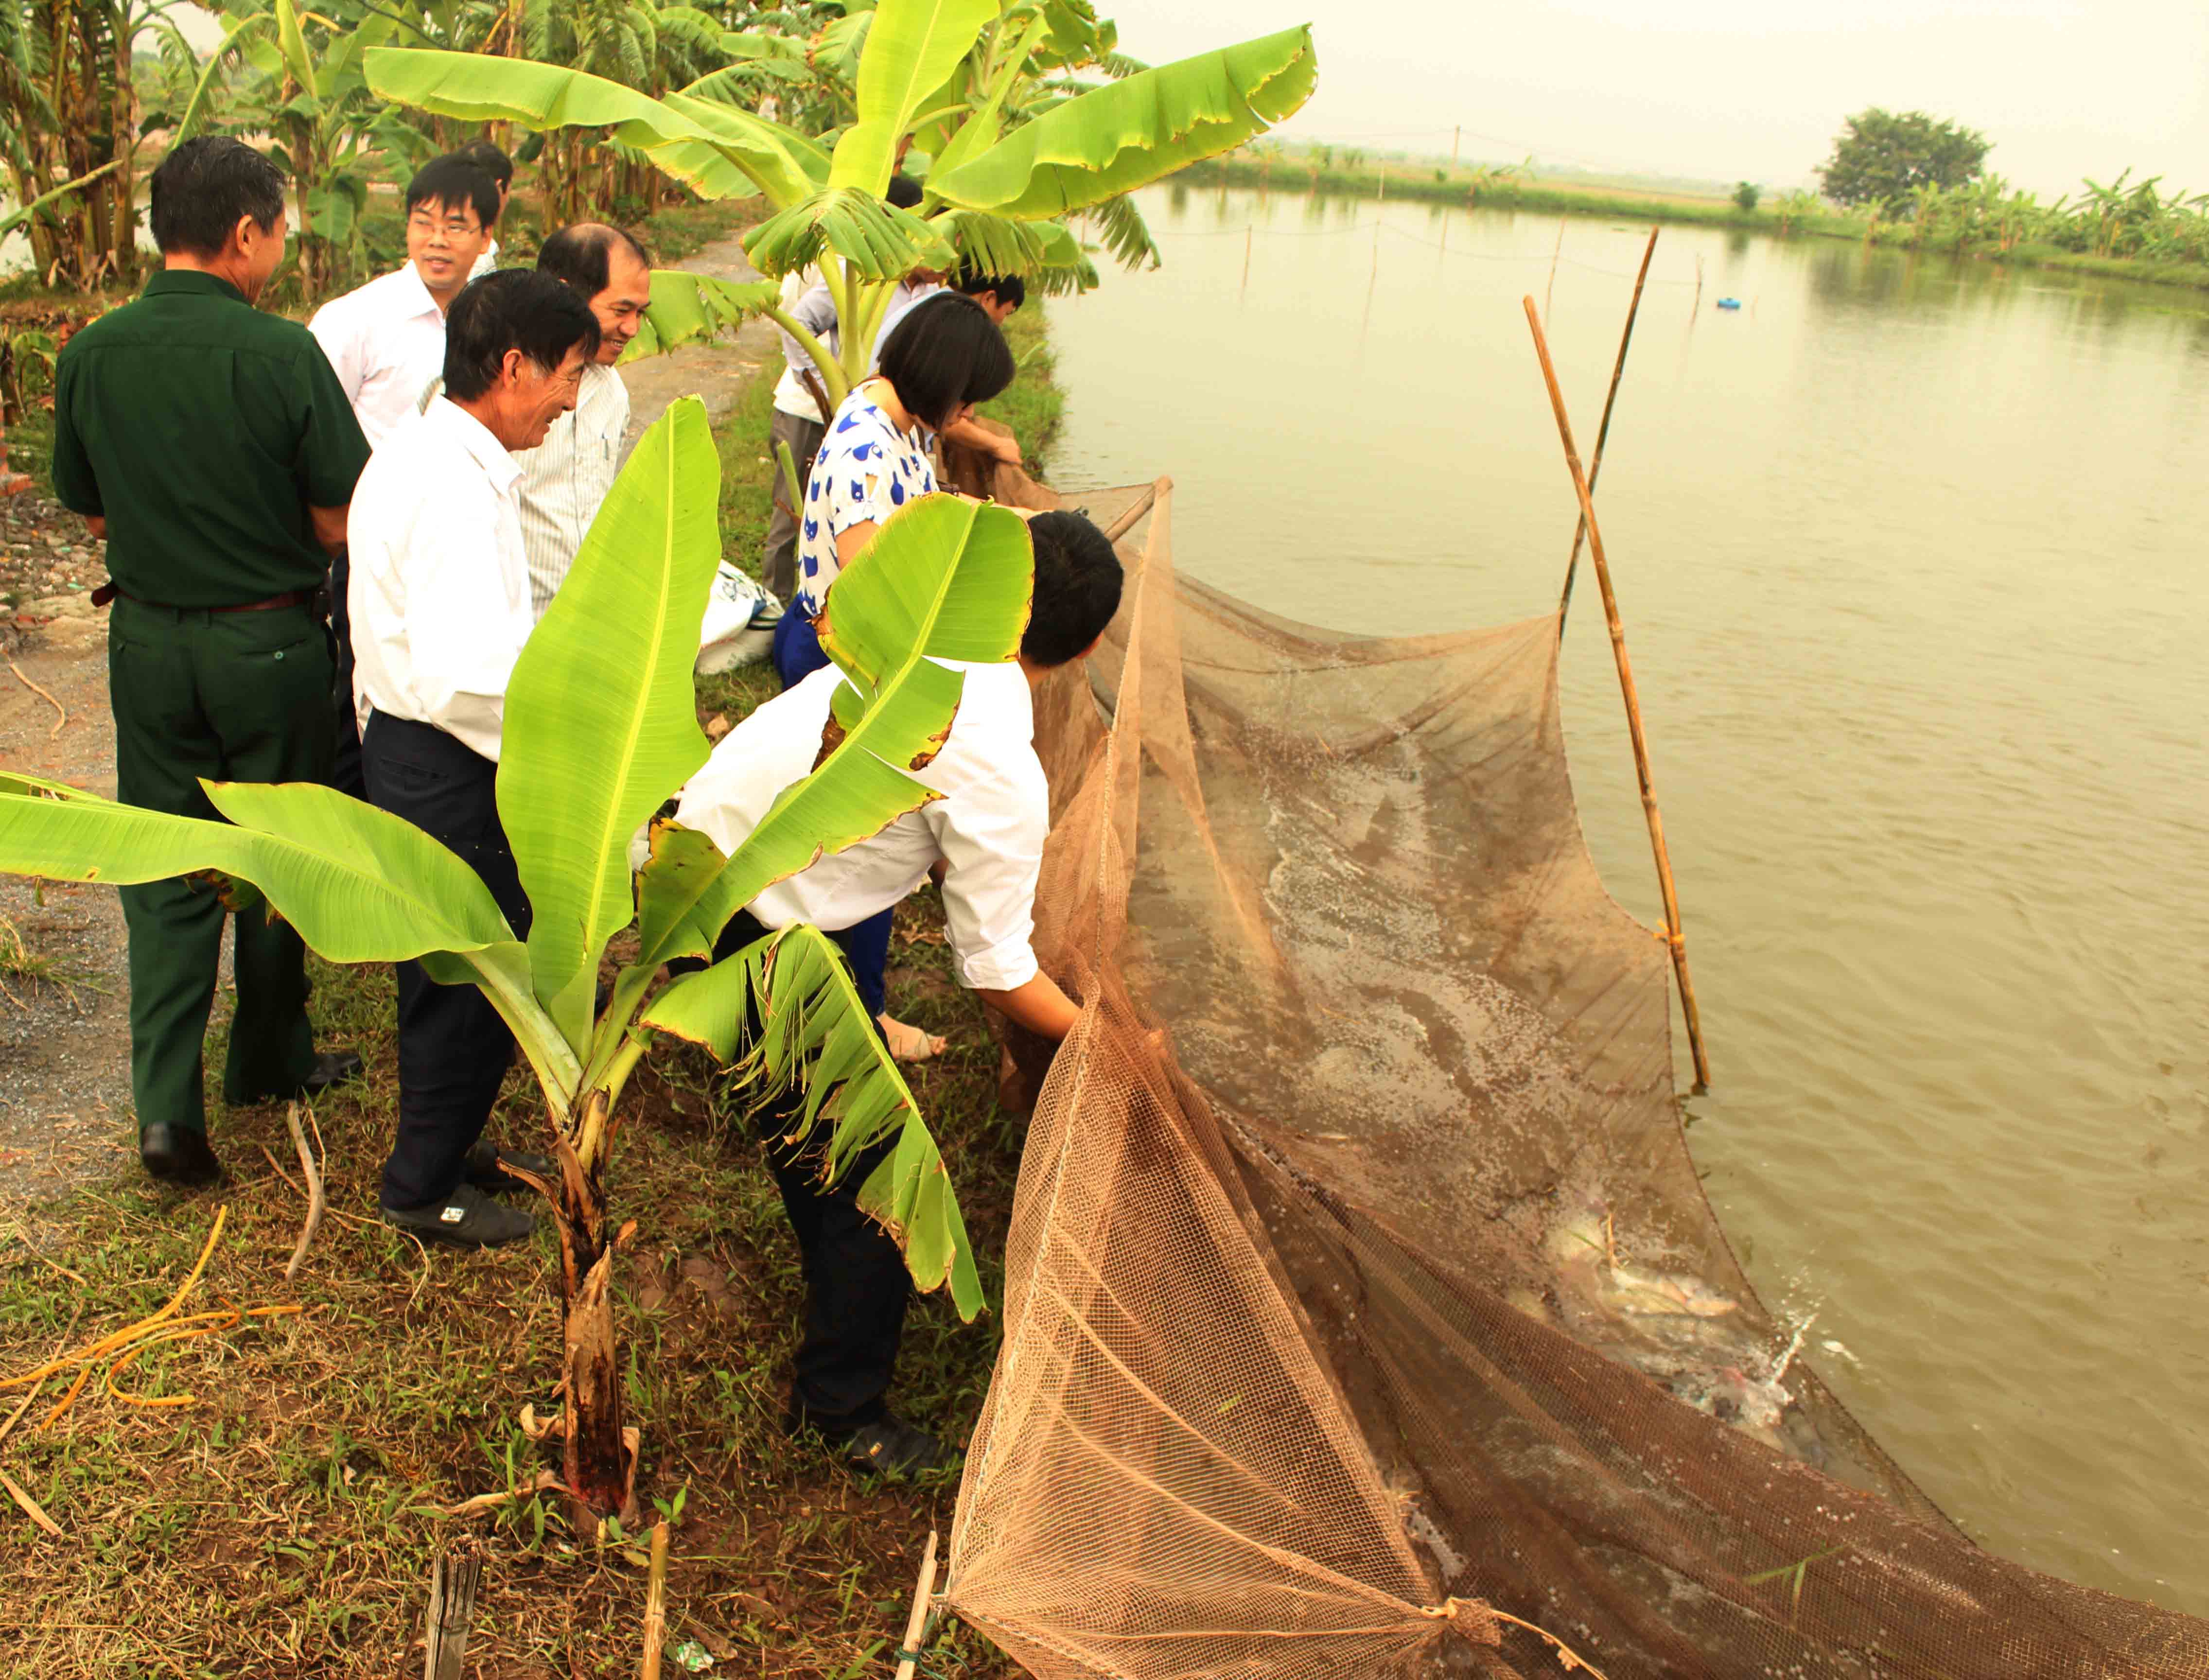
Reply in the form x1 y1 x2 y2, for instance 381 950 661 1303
620 232 782 440
0 227 776 1219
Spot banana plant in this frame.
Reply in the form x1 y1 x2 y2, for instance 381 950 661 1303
177 0 440 298
365 0 1315 407
0 397 1030 1521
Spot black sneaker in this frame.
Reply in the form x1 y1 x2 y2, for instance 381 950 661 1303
140 1122 225 1188
462 1139 557 1194
798 1409 959 1476
379 1182 536 1248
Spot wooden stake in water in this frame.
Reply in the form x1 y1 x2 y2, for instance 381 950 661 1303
1559 226 1660 632
1544 216 1566 320
1241 225 1252 299
894 1531 942 1680
1522 296 1713 1092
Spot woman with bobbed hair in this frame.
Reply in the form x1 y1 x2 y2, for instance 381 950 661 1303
771 290 1016 688
767 289 1016 1061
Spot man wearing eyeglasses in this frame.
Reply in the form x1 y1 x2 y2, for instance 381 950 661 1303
308 155 496 793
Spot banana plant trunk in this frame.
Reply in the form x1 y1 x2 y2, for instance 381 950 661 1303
547 1090 629 1524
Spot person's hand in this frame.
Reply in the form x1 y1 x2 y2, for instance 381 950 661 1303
991 435 1024 467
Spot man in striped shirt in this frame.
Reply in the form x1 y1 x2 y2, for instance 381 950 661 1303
513 224 652 618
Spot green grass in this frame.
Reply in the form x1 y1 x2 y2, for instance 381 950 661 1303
1178 154 2209 295
0 913 86 1012
0 291 1060 1678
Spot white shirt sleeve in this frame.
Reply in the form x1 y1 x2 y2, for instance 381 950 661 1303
308 298 365 405
926 763 1046 992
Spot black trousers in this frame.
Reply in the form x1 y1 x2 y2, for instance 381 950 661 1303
329 551 366 799
362 712 531 1210
714 910 909 1429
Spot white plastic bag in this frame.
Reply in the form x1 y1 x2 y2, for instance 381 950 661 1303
698 561 782 674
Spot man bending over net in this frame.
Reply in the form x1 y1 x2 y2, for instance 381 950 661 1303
674 507 1125 1473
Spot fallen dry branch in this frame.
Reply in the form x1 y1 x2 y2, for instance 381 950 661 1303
6 660 64 738
281 1102 324 1281
0 1466 61 1537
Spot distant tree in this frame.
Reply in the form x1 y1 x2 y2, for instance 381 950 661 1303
1817 108 1990 210
1732 180 1761 212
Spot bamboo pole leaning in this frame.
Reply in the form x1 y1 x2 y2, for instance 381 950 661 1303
1559 227 1660 633
893 1530 942 1680
1521 297 1713 1091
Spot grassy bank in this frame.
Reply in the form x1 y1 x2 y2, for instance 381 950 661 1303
1175 155 2209 295
0 284 1064 1678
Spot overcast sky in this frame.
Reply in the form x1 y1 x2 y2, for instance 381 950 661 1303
1109 0 2209 198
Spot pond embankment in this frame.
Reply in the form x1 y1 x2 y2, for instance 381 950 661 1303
0 226 1067 1677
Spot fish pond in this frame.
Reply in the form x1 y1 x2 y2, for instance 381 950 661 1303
1043 180 2209 1611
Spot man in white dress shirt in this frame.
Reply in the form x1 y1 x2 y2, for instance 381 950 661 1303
672 507 1123 1470
455 140 511 281
309 155 498 794
308 156 497 448
514 223 652 617
349 269 599 1248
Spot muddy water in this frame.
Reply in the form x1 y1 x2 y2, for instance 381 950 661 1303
1043 182 2209 1611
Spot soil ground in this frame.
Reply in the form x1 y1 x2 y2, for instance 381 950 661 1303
0 236 1064 1677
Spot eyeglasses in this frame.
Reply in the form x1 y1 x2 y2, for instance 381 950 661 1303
407 212 480 238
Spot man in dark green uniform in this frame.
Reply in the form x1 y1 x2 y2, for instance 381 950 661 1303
50 137 370 1188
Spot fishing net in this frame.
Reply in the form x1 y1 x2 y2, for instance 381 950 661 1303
934 449 2209 1679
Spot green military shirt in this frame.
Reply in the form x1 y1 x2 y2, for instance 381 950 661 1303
51 269 371 609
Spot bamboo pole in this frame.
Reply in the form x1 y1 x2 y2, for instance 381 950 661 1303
1559 226 1660 632
639 1519 671 1680
1521 297 1712 1091
1543 216 1566 320
892 1531 941 1680
1240 226 1251 298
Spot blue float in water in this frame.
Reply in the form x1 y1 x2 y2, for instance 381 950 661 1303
1717 297 1743 311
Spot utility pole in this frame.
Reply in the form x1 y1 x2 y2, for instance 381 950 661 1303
1451 124 1461 166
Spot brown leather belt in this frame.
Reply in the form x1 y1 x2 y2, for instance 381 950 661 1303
92 583 316 613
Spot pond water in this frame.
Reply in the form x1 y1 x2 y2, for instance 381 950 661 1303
1043 182 2209 1612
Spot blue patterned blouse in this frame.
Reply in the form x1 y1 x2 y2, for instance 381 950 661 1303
792 383 936 614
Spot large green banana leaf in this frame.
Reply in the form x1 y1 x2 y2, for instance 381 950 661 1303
828 0 996 197
924 8 1050 183
683 495 1031 941
932 210 1099 292
274 0 319 100
641 925 983 1317
928 24 1316 218
620 271 778 363
0 773 509 963
657 89 834 206
364 51 828 208
500 398 721 1055
742 185 956 282
0 771 577 1099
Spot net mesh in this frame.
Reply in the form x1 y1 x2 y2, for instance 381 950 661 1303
939 455 2209 1680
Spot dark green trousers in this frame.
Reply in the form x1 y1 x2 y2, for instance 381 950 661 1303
109 595 334 1135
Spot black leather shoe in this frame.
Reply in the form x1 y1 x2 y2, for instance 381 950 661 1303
462 1139 557 1193
792 1408 959 1476
140 1123 225 1188
379 1183 536 1248
300 1049 364 1097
